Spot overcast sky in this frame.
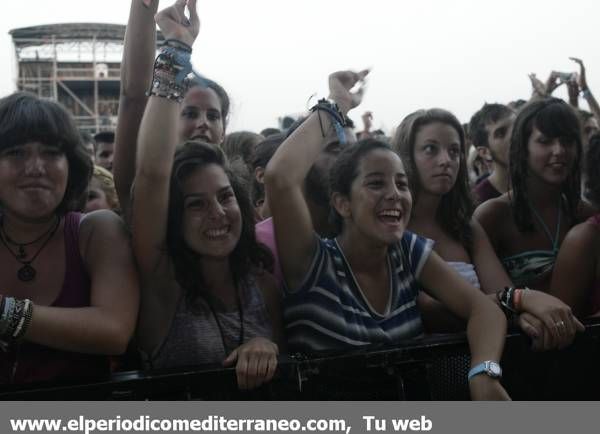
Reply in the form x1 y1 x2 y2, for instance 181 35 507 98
0 0 598 133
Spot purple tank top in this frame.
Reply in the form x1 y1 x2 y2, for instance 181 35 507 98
1 212 109 385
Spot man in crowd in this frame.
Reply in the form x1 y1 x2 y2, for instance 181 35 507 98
94 131 116 172
469 103 515 204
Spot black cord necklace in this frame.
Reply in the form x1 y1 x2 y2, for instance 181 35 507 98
206 286 245 356
1 215 59 259
0 216 61 282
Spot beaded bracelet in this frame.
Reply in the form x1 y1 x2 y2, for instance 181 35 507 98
147 44 211 102
13 299 33 340
0 296 15 337
147 49 190 102
0 297 34 345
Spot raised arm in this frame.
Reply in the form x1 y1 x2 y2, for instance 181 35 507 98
132 0 199 276
359 111 373 139
114 0 159 221
264 70 366 290
571 57 600 123
528 72 563 102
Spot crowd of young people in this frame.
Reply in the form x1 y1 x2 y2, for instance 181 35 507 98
1 0 598 399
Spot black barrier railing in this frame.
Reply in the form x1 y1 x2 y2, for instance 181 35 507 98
2 319 600 400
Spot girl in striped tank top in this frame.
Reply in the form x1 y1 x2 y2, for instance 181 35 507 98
266 70 510 400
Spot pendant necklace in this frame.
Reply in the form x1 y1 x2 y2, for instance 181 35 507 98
0 216 61 282
0 215 59 259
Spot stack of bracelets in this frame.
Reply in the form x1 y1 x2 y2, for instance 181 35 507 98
147 39 201 103
496 286 529 317
0 296 34 350
309 98 348 145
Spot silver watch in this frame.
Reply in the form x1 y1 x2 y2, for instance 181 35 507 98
468 361 502 381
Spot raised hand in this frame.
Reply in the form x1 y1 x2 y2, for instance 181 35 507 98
328 69 369 115
154 0 199 47
570 57 589 90
545 71 564 95
528 73 547 97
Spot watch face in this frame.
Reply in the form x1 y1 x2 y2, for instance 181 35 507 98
487 362 502 377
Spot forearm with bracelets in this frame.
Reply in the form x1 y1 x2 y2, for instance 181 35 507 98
147 39 196 103
309 99 348 145
496 286 528 318
0 295 34 349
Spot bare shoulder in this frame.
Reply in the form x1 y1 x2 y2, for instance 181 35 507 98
563 219 600 250
473 194 511 228
79 210 130 258
474 194 510 217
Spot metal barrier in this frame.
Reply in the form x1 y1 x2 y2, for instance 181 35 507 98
2 319 600 400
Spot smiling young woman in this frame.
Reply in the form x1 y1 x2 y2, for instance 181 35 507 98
265 73 511 400
475 98 592 293
0 92 139 384
130 0 282 391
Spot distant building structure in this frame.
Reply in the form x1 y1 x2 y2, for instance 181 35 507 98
9 23 163 134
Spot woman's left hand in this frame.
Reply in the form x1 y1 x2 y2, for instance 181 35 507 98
155 0 200 47
520 290 585 349
517 312 559 351
223 337 279 390
570 57 589 90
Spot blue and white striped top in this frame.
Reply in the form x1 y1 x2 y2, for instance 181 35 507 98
283 231 434 354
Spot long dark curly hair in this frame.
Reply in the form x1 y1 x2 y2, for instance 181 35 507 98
508 98 582 232
392 108 474 253
165 141 273 308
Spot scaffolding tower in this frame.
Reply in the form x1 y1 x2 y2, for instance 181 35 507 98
10 23 163 135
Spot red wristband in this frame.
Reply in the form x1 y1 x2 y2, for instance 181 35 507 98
513 289 523 312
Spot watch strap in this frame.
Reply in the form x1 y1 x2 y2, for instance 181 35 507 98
468 361 502 381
